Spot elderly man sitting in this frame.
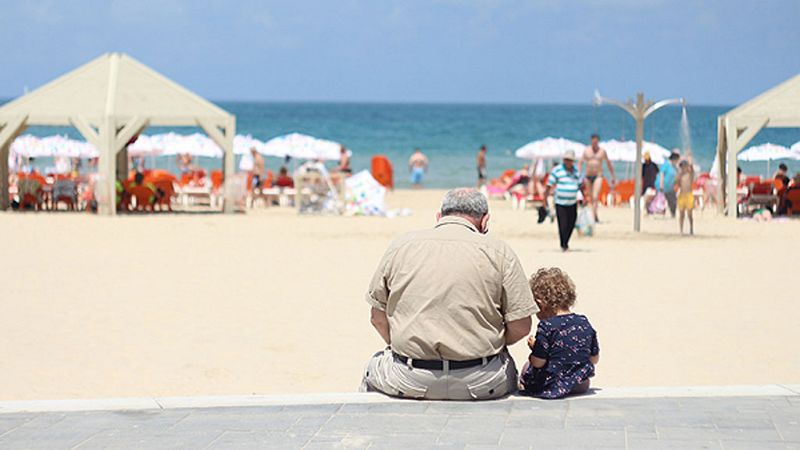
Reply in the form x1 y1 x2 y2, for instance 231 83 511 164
361 188 537 400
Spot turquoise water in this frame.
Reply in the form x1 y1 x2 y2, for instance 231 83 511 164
14 102 800 188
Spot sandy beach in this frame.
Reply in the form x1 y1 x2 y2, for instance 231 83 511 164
1 189 798 401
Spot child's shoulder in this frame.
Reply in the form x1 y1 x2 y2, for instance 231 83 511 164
540 313 589 327
553 313 595 330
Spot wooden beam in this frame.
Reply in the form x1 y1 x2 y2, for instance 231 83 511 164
222 116 236 214
114 116 148 150
0 116 29 210
71 115 102 149
197 118 226 146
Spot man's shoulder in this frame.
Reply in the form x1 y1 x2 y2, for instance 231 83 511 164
386 229 427 249
386 227 515 257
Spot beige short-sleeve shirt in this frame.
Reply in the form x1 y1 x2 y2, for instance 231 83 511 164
366 216 537 360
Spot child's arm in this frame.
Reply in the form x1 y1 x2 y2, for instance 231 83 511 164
528 334 548 368
530 354 547 369
589 330 600 365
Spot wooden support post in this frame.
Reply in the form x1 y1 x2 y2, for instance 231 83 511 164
0 116 28 211
199 116 236 213
724 118 767 218
98 117 118 216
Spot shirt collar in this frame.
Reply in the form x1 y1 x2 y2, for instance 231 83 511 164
435 215 480 233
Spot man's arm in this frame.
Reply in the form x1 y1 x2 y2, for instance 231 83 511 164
505 316 532 345
370 307 391 345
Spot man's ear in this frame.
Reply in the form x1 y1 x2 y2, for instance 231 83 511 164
480 214 490 233
436 212 442 222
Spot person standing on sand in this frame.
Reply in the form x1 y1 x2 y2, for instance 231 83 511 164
250 147 265 188
361 188 537 400
477 145 488 187
641 152 659 213
336 145 352 174
543 150 581 252
659 151 680 218
677 157 695 235
578 134 615 222
408 148 428 189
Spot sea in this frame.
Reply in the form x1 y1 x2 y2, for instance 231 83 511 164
12 102 800 189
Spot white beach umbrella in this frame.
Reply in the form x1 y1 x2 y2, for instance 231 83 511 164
11 134 98 159
738 143 794 177
45 135 98 158
600 140 671 164
514 137 584 160
127 135 164 156
131 133 223 158
261 133 348 160
234 134 268 156
737 143 793 162
791 141 800 159
11 135 45 158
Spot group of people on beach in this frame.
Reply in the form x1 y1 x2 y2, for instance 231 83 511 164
408 135 699 252
361 188 599 400
480 135 698 250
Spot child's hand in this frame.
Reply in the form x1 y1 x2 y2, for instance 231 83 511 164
527 335 535 349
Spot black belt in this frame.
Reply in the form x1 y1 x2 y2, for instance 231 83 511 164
392 352 499 371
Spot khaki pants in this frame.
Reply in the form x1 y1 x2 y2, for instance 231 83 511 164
360 348 518 400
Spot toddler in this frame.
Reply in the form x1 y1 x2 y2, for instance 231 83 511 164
519 268 599 399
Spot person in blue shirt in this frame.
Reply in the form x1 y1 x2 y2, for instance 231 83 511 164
658 151 680 218
543 150 582 252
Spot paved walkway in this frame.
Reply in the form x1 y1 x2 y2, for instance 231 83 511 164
0 392 798 449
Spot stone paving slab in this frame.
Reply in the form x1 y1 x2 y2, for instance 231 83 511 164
0 395 798 449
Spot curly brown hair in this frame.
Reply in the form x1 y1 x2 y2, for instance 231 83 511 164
529 268 576 312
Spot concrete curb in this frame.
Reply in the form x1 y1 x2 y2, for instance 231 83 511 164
0 384 797 414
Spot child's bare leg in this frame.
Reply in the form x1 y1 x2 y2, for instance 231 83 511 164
679 210 685 234
688 210 694 235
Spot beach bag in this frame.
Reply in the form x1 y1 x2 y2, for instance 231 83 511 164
649 192 667 215
576 206 595 236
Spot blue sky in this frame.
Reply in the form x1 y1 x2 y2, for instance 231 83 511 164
1 0 798 104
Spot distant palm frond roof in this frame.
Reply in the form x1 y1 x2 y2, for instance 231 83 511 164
0 52 231 127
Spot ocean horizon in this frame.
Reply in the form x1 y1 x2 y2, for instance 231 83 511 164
5 100 799 188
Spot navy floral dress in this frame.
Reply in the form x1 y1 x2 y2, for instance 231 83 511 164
520 313 599 399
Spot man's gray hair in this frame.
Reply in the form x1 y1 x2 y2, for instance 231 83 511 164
440 188 489 219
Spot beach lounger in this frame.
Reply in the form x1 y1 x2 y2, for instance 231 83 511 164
17 178 43 211
784 188 800 215
747 181 778 214
152 179 176 212
510 191 545 210
128 185 155 212
610 179 635 206
52 179 77 211
179 185 212 207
